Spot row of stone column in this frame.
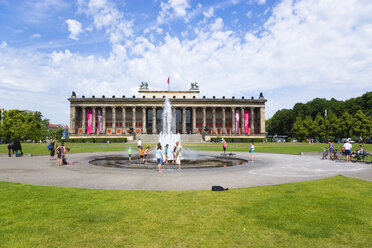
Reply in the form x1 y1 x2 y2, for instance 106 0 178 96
70 106 265 135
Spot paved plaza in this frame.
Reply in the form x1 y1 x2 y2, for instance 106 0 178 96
0 151 371 190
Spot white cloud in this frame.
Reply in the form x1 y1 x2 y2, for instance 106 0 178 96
203 7 214 18
157 0 191 24
31 33 41 39
257 0 266 5
78 0 133 44
66 19 83 40
246 11 252 19
0 41 7 48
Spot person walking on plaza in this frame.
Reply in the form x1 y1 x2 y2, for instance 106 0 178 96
164 144 169 164
250 142 255 161
343 140 352 162
7 142 14 157
49 140 55 160
172 145 177 163
56 143 65 166
137 139 142 152
222 138 227 154
156 143 163 172
175 141 182 170
128 147 132 161
14 139 23 157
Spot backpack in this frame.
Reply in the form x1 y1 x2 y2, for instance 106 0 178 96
212 186 228 191
47 144 52 150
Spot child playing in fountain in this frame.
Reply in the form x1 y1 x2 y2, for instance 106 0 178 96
128 147 132 161
164 144 169 164
175 141 182 170
140 147 145 163
144 147 150 164
156 143 163 172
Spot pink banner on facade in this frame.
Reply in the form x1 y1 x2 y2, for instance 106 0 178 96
97 110 102 134
235 110 240 134
87 109 92 134
244 110 249 134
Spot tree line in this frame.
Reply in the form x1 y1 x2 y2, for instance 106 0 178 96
0 109 64 142
266 92 372 141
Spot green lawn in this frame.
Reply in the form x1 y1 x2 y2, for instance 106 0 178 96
0 176 371 247
183 142 372 154
0 142 154 156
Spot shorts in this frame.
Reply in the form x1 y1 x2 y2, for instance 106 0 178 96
157 158 163 164
140 155 144 158
345 150 351 155
250 150 254 153
223 147 226 151
57 154 62 159
144 154 148 158
330 148 334 153
138 146 141 149
176 156 181 165
128 154 131 157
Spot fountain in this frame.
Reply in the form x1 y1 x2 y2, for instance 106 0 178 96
158 97 180 161
89 98 248 169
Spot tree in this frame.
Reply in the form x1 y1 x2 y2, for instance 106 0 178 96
0 110 50 142
267 109 295 136
351 110 371 139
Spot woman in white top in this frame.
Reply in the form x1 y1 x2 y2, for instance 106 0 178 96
343 141 352 162
250 142 255 161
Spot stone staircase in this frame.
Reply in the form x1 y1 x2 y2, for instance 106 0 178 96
135 134 204 143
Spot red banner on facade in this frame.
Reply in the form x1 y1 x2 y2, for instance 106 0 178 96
87 109 92 134
244 110 249 133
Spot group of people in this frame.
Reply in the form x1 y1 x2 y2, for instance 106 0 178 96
48 140 69 166
222 138 255 161
128 139 182 172
7 140 23 157
327 140 365 162
156 141 182 172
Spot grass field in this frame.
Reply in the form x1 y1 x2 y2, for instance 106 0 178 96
0 176 371 247
1 142 371 156
0 142 153 156
184 142 372 154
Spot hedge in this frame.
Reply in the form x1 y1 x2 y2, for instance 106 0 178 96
62 138 127 143
211 137 265 143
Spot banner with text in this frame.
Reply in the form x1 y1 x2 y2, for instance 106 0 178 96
87 109 92 134
235 110 240 134
244 110 249 133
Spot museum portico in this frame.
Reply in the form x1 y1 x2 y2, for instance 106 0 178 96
68 83 267 139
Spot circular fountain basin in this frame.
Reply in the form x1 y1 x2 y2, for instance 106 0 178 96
89 154 247 170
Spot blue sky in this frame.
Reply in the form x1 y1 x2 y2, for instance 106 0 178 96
0 0 371 125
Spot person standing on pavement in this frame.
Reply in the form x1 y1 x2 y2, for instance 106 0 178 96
343 140 352 162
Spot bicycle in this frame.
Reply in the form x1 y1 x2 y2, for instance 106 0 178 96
351 151 372 164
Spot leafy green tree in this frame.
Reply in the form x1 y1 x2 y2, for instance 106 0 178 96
266 109 295 136
292 116 308 140
0 110 49 141
313 114 326 139
336 112 353 138
351 110 371 139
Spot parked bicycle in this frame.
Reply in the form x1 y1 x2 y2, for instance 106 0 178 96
322 148 339 161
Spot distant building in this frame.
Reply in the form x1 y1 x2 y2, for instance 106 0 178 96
68 83 267 140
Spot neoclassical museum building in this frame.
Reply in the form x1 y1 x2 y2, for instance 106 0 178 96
68 83 267 140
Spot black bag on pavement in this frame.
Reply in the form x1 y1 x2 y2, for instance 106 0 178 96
212 186 228 191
